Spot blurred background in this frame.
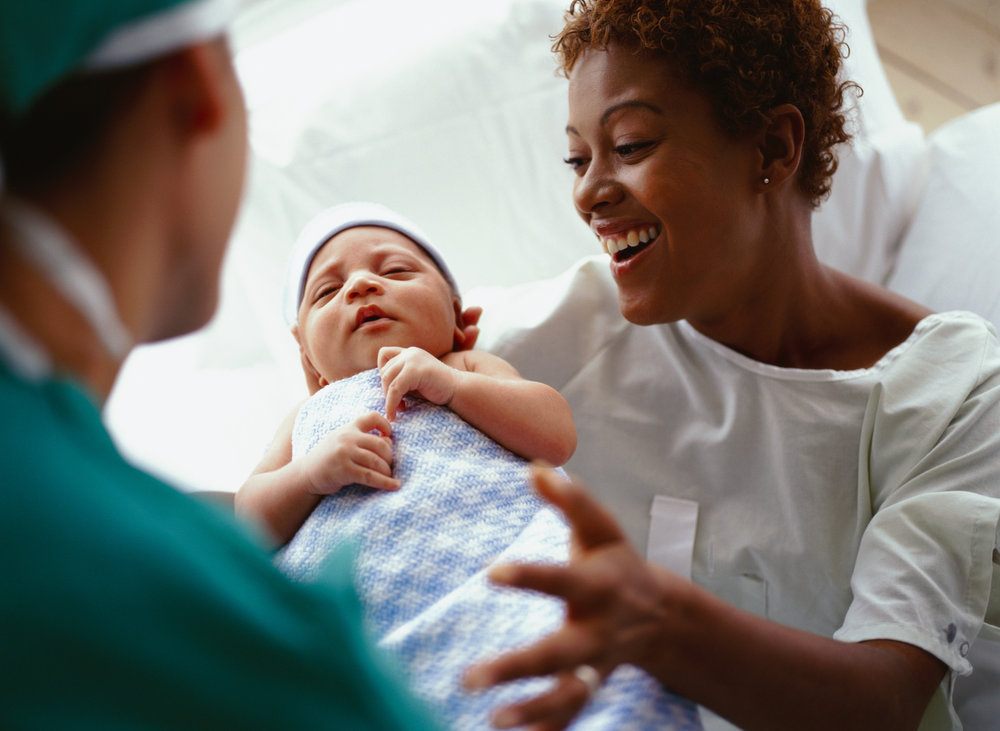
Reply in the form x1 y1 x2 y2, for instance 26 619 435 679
870 0 1000 131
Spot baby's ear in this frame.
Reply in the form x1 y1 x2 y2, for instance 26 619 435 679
291 324 327 394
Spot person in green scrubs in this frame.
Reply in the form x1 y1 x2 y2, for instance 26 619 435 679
0 2 441 728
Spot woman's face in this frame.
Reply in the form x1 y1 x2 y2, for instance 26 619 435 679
566 44 763 326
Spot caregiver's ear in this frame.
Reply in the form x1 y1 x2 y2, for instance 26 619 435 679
756 103 805 189
291 324 327 394
156 39 237 138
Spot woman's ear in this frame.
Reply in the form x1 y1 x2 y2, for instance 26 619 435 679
291 324 327 394
757 103 805 190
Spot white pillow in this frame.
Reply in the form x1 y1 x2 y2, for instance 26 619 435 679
885 103 1000 326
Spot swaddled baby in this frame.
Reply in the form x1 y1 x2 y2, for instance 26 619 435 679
236 202 699 730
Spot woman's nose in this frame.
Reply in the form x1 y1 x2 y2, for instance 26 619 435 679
573 161 623 216
345 272 383 300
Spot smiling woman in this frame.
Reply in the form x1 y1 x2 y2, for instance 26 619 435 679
464 2 1000 730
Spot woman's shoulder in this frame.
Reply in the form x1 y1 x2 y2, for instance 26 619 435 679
882 310 999 382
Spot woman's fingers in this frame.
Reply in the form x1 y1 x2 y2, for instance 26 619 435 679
465 624 599 689
462 305 484 327
531 466 625 551
487 561 595 607
454 306 483 350
490 673 592 730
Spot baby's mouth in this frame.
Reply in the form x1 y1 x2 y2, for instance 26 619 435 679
599 225 660 263
355 305 390 330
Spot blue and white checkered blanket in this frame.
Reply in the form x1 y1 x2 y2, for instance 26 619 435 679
279 368 700 730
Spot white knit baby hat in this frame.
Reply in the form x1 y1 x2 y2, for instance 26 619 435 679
283 201 460 324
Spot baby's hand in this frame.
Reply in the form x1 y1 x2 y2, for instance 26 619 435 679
300 412 400 495
378 346 460 421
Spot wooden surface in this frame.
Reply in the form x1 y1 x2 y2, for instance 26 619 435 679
869 0 1000 131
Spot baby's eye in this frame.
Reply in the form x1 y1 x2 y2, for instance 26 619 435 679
382 267 412 277
314 285 340 302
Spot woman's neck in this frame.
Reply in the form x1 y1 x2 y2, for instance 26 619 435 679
685 210 929 370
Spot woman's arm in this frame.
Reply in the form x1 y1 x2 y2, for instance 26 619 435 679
378 347 576 466
236 406 399 545
465 467 946 731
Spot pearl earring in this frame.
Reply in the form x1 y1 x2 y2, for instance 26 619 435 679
763 177 771 185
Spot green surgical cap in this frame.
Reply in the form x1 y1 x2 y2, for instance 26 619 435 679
0 0 237 118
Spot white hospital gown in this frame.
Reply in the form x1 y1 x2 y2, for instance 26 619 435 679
556 310 1000 730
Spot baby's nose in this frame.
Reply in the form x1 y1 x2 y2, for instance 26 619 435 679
345 274 382 300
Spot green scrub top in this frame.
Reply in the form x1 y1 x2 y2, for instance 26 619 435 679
0 359 442 730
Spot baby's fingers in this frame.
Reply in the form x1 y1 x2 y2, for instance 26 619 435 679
357 432 394 466
354 411 393 437
377 346 403 371
351 450 400 491
353 467 401 492
383 370 412 422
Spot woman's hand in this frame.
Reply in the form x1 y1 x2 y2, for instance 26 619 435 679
454 305 483 351
378 346 461 420
464 466 678 730
300 412 400 494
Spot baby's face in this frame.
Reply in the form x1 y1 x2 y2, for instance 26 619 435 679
295 226 459 385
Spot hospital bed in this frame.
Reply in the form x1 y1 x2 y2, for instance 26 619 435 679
103 0 1000 727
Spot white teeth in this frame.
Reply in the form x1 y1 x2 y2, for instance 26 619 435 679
599 226 660 255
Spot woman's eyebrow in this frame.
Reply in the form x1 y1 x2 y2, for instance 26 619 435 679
600 100 665 125
566 99 666 136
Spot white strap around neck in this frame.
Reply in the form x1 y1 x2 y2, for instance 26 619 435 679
0 303 51 381
0 198 133 363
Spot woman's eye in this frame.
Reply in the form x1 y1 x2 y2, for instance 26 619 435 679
562 156 589 175
614 141 653 158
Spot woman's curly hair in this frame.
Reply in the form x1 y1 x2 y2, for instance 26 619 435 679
553 0 860 206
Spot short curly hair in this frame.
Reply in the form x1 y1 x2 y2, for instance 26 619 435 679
553 0 860 206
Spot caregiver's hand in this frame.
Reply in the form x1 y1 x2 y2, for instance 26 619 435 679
463 466 683 730
455 305 483 350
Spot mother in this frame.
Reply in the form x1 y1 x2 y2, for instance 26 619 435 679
467 1 1000 729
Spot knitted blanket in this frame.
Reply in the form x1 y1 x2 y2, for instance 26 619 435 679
279 368 700 730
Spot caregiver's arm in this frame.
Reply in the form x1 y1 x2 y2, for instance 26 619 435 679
465 468 946 731
378 347 576 466
236 406 399 545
